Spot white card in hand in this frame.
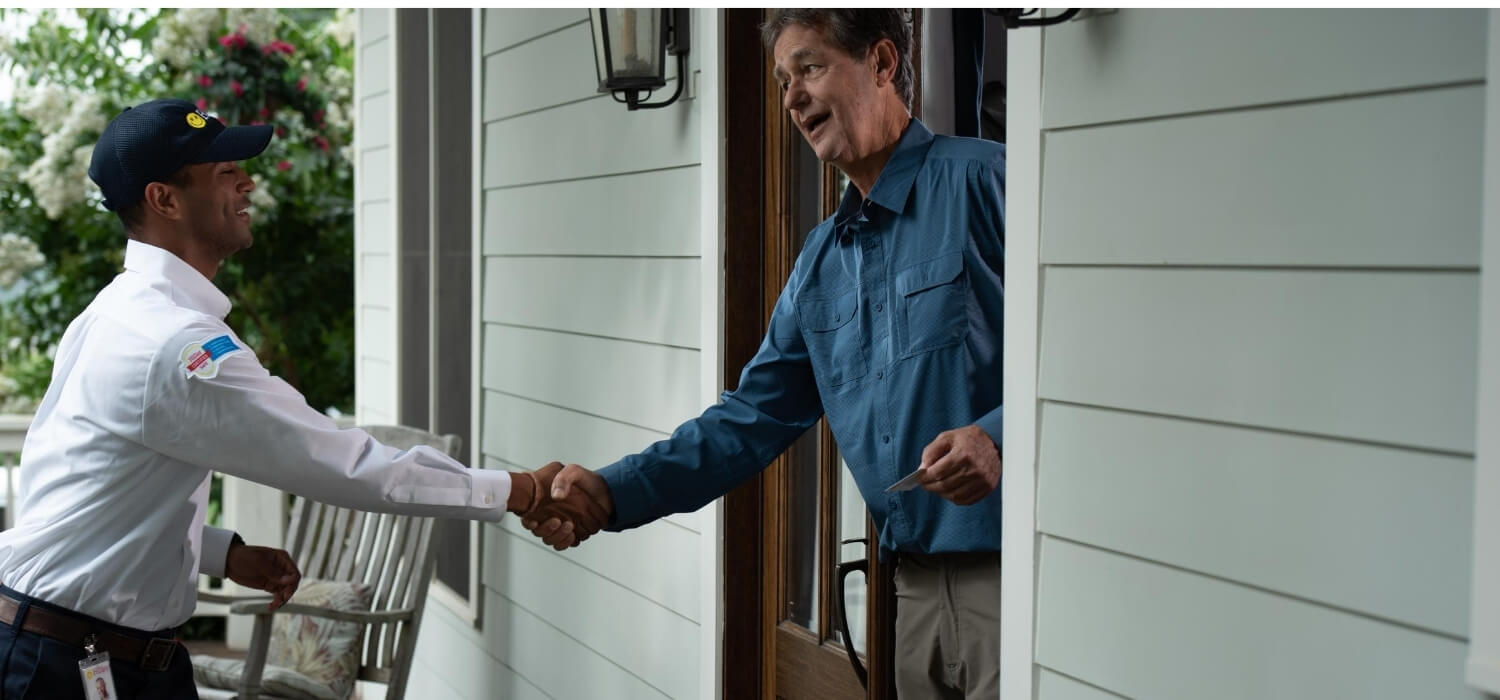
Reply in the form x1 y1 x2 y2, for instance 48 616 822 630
885 468 925 493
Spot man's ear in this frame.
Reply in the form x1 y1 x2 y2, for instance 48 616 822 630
870 38 899 87
142 181 181 221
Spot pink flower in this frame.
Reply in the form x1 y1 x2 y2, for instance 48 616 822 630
276 126 287 138
313 135 330 151
231 80 244 97
259 107 271 119
277 160 292 172
218 32 247 50
197 75 212 88
250 120 264 126
261 40 296 56
296 77 307 92
313 109 325 125
196 98 209 111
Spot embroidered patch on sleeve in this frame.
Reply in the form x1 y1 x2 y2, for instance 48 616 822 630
180 334 244 379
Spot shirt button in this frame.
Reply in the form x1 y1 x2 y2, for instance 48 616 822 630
876 370 883 380
883 435 891 444
874 303 883 312
483 493 494 505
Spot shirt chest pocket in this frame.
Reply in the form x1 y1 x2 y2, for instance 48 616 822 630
895 252 969 358
798 289 868 388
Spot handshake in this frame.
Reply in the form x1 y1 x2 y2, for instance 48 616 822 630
508 462 613 550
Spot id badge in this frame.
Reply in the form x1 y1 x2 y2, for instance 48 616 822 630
79 634 118 700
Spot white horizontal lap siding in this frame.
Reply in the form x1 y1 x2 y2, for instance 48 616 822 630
355 9 398 424
1025 8 1487 699
426 8 708 700
1037 538 1478 700
1040 8 1486 129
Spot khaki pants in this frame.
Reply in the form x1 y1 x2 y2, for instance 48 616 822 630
894 551 1001 699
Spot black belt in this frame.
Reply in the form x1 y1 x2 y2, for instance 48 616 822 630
0 592 178 672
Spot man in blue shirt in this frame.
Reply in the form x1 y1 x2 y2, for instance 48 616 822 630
528 10 1003 697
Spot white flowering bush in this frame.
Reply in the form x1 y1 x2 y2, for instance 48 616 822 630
0 8 357 412
0 233 44 288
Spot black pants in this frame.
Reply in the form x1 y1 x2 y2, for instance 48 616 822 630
0 585 196 700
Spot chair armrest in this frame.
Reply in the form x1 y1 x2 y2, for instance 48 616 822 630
197 591 275 606
226 600 417 624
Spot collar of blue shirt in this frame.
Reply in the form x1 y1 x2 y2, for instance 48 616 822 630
835 117 937 225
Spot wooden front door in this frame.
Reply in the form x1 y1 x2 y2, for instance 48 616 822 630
720 10 920 700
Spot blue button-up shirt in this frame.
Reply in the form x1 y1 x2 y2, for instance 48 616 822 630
601 119 1004 555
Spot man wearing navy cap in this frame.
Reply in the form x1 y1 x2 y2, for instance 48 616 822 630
0 99 604 698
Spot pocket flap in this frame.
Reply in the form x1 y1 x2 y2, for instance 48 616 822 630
896 252 963 296
799 289 859 332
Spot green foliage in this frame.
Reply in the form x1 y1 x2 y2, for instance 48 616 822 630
0 8 356 413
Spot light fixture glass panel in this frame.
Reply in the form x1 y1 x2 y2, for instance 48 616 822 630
589 9 609 85
605 8 660 79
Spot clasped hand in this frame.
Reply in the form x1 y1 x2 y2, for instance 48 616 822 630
516 462 613 551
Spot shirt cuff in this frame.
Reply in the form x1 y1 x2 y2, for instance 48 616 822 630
467 468 512 522
598 460 645 531
974 405 1002 451
200 525 238 578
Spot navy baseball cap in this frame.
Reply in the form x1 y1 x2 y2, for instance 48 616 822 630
88 98 273 211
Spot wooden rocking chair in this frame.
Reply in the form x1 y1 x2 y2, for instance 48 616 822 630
196 425 460 700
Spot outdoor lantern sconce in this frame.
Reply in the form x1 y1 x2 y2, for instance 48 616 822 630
589 8 691 110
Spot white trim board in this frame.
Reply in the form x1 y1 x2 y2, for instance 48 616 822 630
1465 8 1500 697
1000 22 1043 700
697 10 726 700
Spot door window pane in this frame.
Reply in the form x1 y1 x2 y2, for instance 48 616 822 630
836 456 867 656
784 430 821 633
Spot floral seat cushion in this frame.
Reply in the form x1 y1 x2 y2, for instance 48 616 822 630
192 579 373 700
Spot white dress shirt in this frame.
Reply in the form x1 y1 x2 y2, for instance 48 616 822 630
0 240 510 631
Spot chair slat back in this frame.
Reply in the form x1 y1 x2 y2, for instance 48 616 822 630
277 425 461 696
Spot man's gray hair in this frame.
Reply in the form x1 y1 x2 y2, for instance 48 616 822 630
760 9 914 109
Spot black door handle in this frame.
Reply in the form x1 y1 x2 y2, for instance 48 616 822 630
837 537 869 689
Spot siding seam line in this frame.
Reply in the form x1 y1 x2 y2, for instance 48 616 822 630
482 163 700 192
482 18 590 57
488 537 699 630
1036 664 1134 699
1039 398 1476 459
484 254 701 260
483 75 681 126
1042 264 1481 274
1043 78 1486 133
479 388 671 443
484 92 611 125
1040 534 1468 642
484 320 701 352
486 589 683 699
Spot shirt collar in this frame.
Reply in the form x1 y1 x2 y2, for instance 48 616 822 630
862 117 935 216
123 239 232 319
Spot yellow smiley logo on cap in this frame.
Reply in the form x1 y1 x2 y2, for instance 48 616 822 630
186 113 206 128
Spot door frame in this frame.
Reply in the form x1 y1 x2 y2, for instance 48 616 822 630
720 9 770 700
